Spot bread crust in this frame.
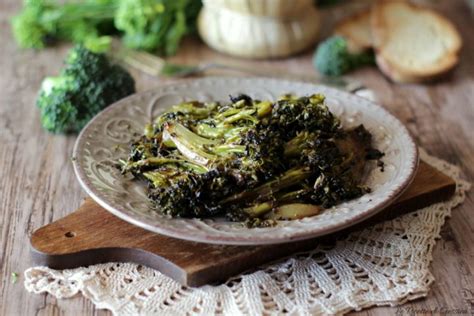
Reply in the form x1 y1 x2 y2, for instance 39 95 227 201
371 0 462 82
375 53 458 83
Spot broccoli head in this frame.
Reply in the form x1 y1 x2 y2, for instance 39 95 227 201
11 0 116 51
148 168 240 218
11 0 52 49
114 0 201 54
37 45 135 133
313 36 374 76
270 94 340 138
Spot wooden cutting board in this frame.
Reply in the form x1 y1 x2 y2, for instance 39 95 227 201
30 161 455 287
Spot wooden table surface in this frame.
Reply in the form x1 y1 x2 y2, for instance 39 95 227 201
1 0 473 315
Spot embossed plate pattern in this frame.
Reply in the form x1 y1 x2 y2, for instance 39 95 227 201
73 77 418 245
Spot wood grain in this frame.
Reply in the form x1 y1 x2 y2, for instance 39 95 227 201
29 161 455 287
0 0 472 314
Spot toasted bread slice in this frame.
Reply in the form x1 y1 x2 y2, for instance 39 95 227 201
371 1 462 83
334 11 372 53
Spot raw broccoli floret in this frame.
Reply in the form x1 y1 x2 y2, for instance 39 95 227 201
313 36 374 76
11 0 202 57
114 0 201 55
11 0 51 49
37 45 135 133
11 0 116 51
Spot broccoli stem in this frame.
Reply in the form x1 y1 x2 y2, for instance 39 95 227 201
143 167 195 188
163 122 248 166
168 102 216 120
241 185 317 218
222 167 312 204
194 123 248 141
122 157 208 174
256 101 272 117
165 122 218 146
222 109 259 124
242 186 315 218
276 188 311 203
143 171 171 188
163 122 218 166
193 123 225 139
284 132 313 157
243 201 274 218
211 144 246 155
215 107 242 119
51 3 117 22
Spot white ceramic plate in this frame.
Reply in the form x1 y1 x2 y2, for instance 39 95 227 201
73 77 418 245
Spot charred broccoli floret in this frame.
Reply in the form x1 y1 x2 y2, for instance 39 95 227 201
120 94 383 226
37 45 135 133
148 168 240 218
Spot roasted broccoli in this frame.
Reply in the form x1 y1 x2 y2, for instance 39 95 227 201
37 45 135 133
313 36 374 76
121 94 383 226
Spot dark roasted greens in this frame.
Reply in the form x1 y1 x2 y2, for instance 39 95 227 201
120 94 383 227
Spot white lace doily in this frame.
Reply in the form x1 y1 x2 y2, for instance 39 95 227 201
24 148 470 315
